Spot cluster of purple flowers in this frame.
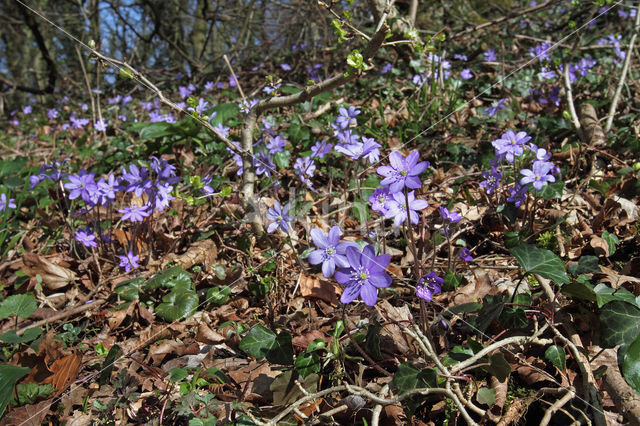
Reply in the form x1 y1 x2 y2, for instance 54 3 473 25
332 106 381 164
369 151 430 227
480 129 559 206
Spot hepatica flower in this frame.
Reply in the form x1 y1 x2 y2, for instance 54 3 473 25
119 204 151 222
369 187 392 215
75 229 97 248
308 226 357 278
485 98 509 117
0 193 17 212
484 49 497 62
460 248 473 262
335 106 360 130
377 151 430 193
480 167 502 194
335 245 391 306
266 201 293 233
119 251 140 272
460 69 473 80
492 130 531 163
385 191 429 227
439 206 461 224
416 272 443 301
65 169 98 205
520 160 556 190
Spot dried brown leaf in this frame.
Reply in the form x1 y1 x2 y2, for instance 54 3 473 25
161 238 218 269
22 252 76 290
0 400 51 426
299 273 339 304
43 353 82 394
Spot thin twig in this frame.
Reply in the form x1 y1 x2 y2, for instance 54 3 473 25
605 2 640 132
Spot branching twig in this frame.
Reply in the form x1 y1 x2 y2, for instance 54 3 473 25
540 387 576 426
605 2 640 133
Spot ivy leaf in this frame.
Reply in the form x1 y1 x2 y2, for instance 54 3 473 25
545 345 566 370
0 364 30 417
487 353 511 382
476 387 496 406
239 325 294 365
295 352 321 378
509 244 569 285
567 255 600 276
599 301 640 348
601 231 620 256
594 284 638 308
99 344 123 385
0 294 37 319
155 287 199 321
393 363 437 394
205 286 230 306
622 333 640 395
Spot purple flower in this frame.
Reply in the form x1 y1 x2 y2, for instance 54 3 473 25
454 53 468 61
97 174 120 205
280 63 292 71
460 69 473 80
334 245 392 306
485 98 509 117
480 167 502 194
81 103 88 111
47 108 58 120
121 164 152 197
23 105 32 115
150 156 178 181
0 193 17 212
416 272 443 301
385 191 429 227
213 123 230 138
520 160 556 190
308 226 358 278
266 201 293 233
75 229 97 248
239 99 259 114
119 251 140 272
369 187 392 215
439 206 461 224
118 204 151 222
377 151 430 193
94 119 107 132
492 130 531 163
548 86 561 106
294 157 316 178
65 170 98 204
529 42 552 62
255 152 276 177
310 140 332 159
484 49 497 62
70 115 90 129
228 75 238 87
266 135 286 154
507 183 528 207
204 81 215 91
381 62 392 73
29 175 42 189
188 98 210 115
335 106 360 130
334 129 359 145
460 248 473 262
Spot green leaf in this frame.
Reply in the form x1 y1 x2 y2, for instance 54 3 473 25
11 382 55 406
509 244 569 285
206 286 230 306
444 271 463 291
239 325 294 364
561 281 596 302
208 103 239 126
274 151 290 169
295 352 321 378
155 287 199 321
347 49 365 70
169 367 189 383
600 301 640 348
145 266 192 290
545 345 566 370
568 256 600 276
476 387 496 406
487 353 511 382
364 321 382 361
601 231 619 256
0 294 37 319
474 295 504 335
0 327 42 344
622 333 640 395
537 181 565 199
99 344 123 385
270 370 318 406
393 363 437 394
500 293 531 329
594 284 638 308
114 277 144 301
0 364 30 417
139 122 173 139
119 67 134 79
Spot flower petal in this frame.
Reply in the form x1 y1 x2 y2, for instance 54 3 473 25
341 284 361 304
369 272 392 288
360 245 376 268
345 246 361 268
322 259 336 278
389 151 404 170
267 222 278 233
360 284 378 306
308 249 324 265
327 226 341 245
409 160 430 176
310 228 329 249
335 268 352 285
376 165 394 177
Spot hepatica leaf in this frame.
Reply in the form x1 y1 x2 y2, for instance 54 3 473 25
155 287 199 321
599 301 640 348
0 364 30 417
0 293 37 319
509 243 569 285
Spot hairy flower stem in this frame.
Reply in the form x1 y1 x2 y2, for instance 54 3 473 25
403 189 420 280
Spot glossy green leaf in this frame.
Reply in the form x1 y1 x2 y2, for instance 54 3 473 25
99 344 123 385
622 333 640 395
487 353 511 382
139 122 173 139
206 286 230 306
594 284 638 308
599 301 640 348
295 352 320 378
0 294 37 319
568 256 601 276
155 287 199 321
11 382 55 406
545 345 566 370
476 387 496 405
0 327 42 344
0 364 30 417
561 281 596 302
239 325 294 364
537 181 565 199
114 277 144 301
510 243 569 285
601 231 619 256
393 363 437 394
144 266 192 290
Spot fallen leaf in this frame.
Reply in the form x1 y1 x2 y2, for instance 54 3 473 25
43 353 82 394
0 400 51 426
196 322 226 344
22 253 76 290
161 238 218 269
299 273 339 304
